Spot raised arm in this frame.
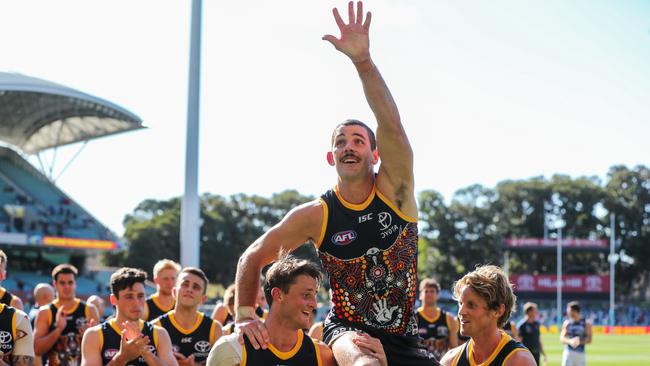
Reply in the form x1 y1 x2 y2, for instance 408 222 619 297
323 1 415 214
234 200 322 347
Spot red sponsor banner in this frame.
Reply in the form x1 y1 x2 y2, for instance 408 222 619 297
505 238 607 249
510 274 610 293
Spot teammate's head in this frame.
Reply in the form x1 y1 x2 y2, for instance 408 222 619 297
419 278 441 306
523 302 538 319
223 284 236 316
567 301 581 320
110 267 148 321
453 265 516 337
264 256 322 330
51 264 78 300
328 119 379 180
173 267 209 310
33 283 55 306
0 250 7 281
153 259 181 296
87 295 106 318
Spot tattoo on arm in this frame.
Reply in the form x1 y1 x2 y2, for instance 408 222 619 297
12 356 34 366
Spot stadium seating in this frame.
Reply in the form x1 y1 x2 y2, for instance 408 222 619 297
0 147 109 240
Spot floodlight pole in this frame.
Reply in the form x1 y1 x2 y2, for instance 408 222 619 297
180 0 202 268
609 213 616 328
556 225 562 328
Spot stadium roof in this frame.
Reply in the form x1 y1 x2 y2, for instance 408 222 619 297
0 72 144 154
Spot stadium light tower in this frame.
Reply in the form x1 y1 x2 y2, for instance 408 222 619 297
547 196 566 328
608 213 616 328
180 0 202 268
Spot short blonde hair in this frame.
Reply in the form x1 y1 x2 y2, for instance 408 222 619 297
153 259 181 278
453 265 516 328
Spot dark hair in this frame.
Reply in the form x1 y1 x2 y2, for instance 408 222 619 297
568 301 581 313
111 267 147 298
523 302 537 314
179 267 209 294
223 284 236 306
331 119 377 150
264 256 322 308
52 264 78 281
419 278 441 293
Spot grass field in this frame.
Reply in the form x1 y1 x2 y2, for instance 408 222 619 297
540 333 649 366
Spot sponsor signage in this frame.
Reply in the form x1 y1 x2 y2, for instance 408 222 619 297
0 232 120 250
510 274 610 293
41 236 120 250
505 238 607 249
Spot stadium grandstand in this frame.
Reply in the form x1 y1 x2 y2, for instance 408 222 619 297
0 71 143 303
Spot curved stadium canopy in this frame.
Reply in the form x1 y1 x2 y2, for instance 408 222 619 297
0 72 143 154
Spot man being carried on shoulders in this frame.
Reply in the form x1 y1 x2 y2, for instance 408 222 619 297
235 2 435 365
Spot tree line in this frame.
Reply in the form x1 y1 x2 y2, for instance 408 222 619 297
105 165 649 301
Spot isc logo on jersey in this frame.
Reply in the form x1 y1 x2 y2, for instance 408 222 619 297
331 230 357 245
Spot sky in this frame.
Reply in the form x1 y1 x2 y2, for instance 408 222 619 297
1 0 649 236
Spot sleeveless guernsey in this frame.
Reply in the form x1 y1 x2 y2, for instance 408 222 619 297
451 331 527 366
318 186 419 336
155 311 216 363
241 330 321 366
417 307 452 360
0 304 17 364
44 299 89 366
144 296 173 321
0 288 15 306
565 318 587 353
318 186 436 366
99 319 158 366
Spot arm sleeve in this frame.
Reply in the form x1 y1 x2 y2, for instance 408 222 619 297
14 311 35 357
206 334 242 366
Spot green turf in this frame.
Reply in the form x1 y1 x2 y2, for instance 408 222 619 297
540 333 649 366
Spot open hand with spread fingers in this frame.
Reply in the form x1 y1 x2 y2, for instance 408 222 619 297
322 1 372 63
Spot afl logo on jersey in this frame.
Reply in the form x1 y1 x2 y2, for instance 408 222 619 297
104 348 118 359
332 230 357 245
